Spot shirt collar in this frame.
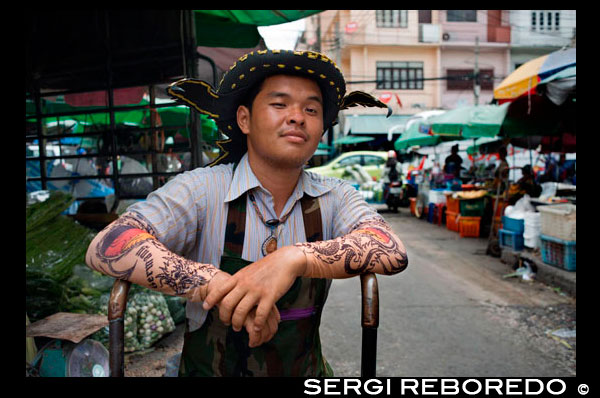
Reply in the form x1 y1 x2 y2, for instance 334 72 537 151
224 152 335 203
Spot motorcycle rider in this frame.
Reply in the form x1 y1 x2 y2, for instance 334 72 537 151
382 150 403 202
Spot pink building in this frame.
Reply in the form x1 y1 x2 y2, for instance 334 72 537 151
297 10 512 137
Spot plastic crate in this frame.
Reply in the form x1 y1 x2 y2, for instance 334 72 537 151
446 210 459 232
501 216 525 234
540 234 576 271
446 194 460 213
459 197 485 217
538 204 576 241
498 229 524 251
427 203 444 225
459 216 481 238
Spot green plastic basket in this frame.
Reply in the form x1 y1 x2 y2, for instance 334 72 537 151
459 197 485 217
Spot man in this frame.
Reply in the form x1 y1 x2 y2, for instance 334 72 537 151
85 50 408 376
443 144 463 178
493 146 510 193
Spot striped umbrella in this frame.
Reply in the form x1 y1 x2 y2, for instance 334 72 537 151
494 48 575 103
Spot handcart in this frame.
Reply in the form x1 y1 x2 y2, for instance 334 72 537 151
108 273 380 377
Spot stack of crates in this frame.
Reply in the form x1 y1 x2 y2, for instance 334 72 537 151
445 194 460 232
538 204 576 271
498 216 525 251
457 197 485 238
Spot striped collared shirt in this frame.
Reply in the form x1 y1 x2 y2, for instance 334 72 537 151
128 152 383 331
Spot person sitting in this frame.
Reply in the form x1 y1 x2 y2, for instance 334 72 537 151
508 165 541 205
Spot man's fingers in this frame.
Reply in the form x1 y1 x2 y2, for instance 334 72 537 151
216 287 247 325
202 276 235 310
230 295 259 332
252 299 276 332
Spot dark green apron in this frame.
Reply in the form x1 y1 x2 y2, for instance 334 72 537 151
179 192 333 377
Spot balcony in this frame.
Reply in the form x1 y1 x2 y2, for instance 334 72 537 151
419 24 441 43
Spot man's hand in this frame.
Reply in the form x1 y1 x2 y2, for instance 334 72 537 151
244 307 280 348
202 245 307 333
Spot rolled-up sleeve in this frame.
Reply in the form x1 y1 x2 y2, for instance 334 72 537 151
330 180 384 238
127 170 205 256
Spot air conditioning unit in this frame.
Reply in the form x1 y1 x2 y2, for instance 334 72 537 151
442 32 451 41
419 24 441 43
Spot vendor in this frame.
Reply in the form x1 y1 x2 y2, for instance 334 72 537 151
493 146 510 193
508 165 541 205
443 144 463 178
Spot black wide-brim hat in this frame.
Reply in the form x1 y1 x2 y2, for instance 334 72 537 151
167 49 391 166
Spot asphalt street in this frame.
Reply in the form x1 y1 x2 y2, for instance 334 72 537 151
319 205 576 377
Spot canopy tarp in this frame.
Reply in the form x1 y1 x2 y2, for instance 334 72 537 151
394 122 441 151
194 10 324 48
334 136 375 145
429 104 510 138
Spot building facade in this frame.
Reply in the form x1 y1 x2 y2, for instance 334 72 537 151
296 10 575 142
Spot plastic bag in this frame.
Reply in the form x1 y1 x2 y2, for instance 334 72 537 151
505 194 535 219
90 289 176 352
131 290 176 349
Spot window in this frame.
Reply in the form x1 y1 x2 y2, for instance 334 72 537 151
363 155 386 167
377 61 424 90
338 155 362 167
531 10 561 31
376 10 408 28
446 69 494 91
446 10 477 22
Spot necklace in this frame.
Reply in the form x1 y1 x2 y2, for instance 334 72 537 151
248 191 292 256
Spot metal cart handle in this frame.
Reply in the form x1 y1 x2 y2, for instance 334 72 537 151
108 279 131 377
360 272 379 377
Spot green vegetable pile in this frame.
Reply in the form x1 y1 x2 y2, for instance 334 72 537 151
26 191 100 321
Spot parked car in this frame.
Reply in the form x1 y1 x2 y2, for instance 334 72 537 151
306 151 389 181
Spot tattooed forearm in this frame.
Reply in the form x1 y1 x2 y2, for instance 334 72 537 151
295 217 408 278
85 212 218 300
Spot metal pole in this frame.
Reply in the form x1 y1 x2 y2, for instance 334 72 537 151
474 37 480 106
105 11 120 213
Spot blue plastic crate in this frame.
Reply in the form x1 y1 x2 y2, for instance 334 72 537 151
501 216 525 233
499 229 524 251
540 234 576 271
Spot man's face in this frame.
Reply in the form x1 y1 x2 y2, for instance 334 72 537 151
237 74 324 170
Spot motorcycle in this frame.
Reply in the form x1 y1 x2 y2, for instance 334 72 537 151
385 181 403 212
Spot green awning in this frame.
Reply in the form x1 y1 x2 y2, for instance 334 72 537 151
429 103 510 139
334 136 375 145
194 10 324 48
394 122 441 151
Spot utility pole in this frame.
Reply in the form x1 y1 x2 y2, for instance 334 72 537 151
474 36 480 106
315 14 321 52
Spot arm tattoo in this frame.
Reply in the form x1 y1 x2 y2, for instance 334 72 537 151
89 211 216 296
296 217 408 276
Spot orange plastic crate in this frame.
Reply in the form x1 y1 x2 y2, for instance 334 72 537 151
446 210 459 232
459 216 481 238
446 195 460 214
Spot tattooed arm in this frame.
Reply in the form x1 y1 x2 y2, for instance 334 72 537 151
295 216 408 279
203 216 407 333
85 211 221 302
85 210 280 347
